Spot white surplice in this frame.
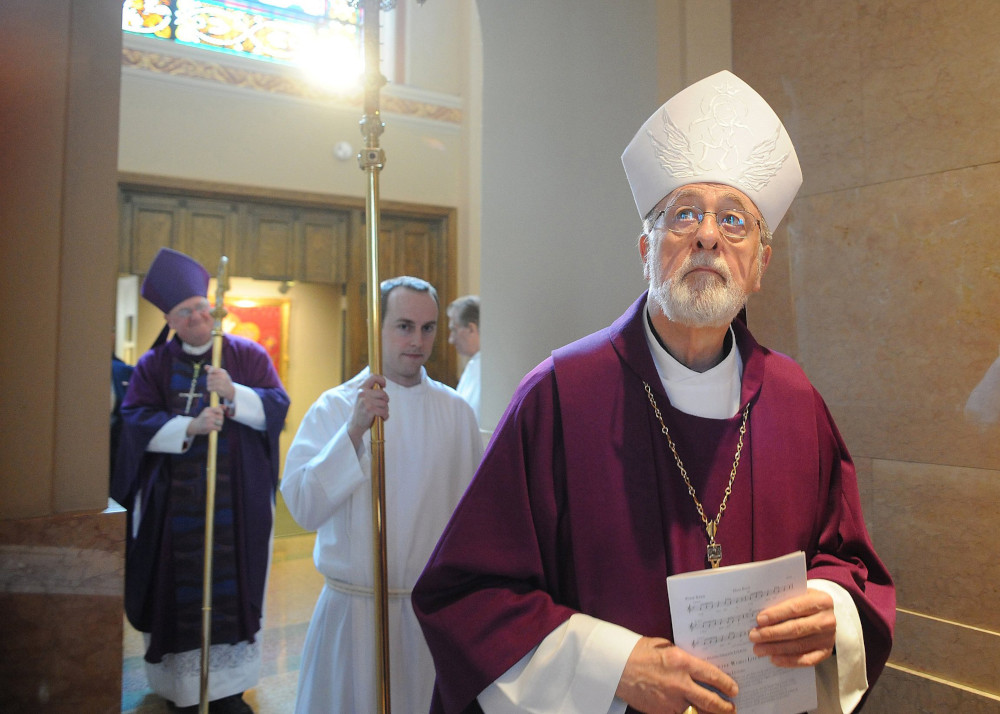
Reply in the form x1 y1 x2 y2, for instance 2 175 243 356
281 367 483 714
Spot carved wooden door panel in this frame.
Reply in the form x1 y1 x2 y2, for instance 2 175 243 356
297 210 349 284
120 193 239 276
119 193 180 275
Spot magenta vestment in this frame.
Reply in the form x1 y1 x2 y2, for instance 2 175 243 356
412 293 894 714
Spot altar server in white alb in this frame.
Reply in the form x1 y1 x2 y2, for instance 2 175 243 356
280 276 483 714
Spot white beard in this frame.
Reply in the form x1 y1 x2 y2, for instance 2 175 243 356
647 250 751 328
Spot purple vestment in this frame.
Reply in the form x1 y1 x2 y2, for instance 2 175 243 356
412 293 895 714
112 334 289 662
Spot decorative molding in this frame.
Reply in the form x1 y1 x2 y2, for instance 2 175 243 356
121 41 462 125
117 171 455 218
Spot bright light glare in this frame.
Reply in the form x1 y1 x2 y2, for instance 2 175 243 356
297 32 363 92
261 0 327 15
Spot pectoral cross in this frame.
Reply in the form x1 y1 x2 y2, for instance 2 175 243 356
706 521 722 569
179 362 204 414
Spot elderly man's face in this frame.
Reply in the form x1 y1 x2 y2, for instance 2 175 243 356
640 183 770 328
166 295 213 347
448 315 479 358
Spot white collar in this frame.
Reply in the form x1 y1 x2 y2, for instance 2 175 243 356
642 305 743 419
182 339 213 356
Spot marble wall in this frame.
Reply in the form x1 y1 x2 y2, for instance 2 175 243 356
734 0 1000 709
0 510 126 712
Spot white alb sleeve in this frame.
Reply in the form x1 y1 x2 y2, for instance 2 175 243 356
227 382 266 430
478 613 640 714
807 578 868 714
146 416 194 453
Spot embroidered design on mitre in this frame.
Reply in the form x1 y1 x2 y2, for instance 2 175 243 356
647 77 789 192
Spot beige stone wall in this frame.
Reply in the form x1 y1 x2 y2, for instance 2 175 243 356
733 1 1000 709
0 1 126 710
1 0 121 519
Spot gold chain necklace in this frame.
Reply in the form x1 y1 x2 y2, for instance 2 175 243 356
642 381 750 569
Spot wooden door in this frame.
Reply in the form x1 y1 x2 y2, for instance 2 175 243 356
119 181 457 384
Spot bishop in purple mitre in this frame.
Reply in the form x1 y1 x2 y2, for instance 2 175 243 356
112 247 289 713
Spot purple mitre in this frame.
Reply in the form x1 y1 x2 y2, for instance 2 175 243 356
141 247 210 313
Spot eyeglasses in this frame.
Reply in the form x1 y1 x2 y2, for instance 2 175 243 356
172 300 211 320
651 205 761 242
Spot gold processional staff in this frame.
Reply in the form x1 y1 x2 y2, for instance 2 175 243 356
194 0 407 707
355 0 392 711
356 0 445 706
199 256 229 714
200 2 402 709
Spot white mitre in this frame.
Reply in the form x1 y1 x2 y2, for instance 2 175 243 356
621 70 802 229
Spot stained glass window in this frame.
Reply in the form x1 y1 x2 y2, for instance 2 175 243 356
122 0 380 83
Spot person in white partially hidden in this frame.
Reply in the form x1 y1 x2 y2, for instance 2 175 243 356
447 294 481 423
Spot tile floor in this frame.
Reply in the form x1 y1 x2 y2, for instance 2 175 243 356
121 533 323 713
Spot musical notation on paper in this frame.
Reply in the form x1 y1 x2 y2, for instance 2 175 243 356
666 551 818 714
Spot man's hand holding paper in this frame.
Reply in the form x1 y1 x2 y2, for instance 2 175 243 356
750 588 837 667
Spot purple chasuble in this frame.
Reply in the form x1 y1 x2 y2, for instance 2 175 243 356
412 293 895 714
112 334 289 662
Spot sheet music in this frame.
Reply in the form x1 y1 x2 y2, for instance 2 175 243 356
666 551 818 714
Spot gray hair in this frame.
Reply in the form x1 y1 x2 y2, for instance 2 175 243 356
447 295 480 328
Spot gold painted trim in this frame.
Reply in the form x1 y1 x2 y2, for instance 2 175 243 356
121 47 462 124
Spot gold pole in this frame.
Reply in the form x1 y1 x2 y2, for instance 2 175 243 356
358 1 391 712
199 256 229 714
